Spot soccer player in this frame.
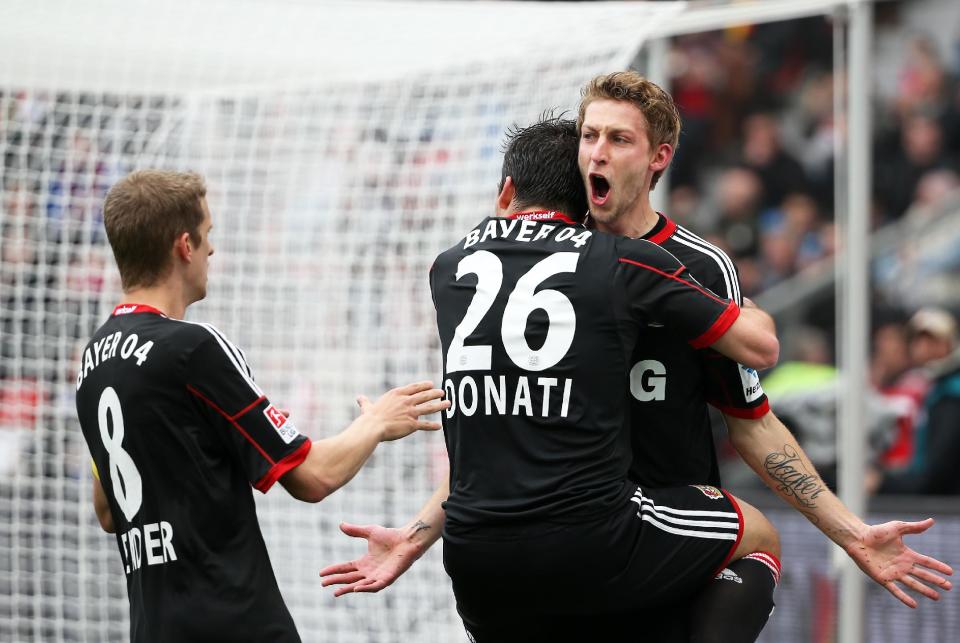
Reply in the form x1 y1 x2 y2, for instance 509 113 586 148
579 70 784 641
411 73 952 640
577 70 952 640
75 170 449 643
324 117 792 642
323 90 952 641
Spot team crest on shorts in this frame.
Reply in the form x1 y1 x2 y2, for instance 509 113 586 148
692 484 723 500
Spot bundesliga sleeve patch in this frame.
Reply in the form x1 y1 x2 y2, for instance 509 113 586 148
692 484 724 500
738 364 764 403
263 404 300 444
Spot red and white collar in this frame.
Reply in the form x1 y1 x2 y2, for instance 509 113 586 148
112 303 167 317
644 214 677 245
508 210 578 225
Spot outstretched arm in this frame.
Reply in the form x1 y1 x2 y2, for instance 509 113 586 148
319 479 448 596
281 382 448 503
725 410 953 607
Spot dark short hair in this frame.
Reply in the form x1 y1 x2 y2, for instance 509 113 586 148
103 170 207 290
499 114 588 218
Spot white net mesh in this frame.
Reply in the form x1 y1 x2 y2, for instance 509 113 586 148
0 1 684 640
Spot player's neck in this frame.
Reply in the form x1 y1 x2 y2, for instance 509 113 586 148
597 201 659 239
120 281 191 320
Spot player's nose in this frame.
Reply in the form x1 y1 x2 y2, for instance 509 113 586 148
590 138 609 164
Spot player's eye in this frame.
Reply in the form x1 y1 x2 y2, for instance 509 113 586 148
582 132 596 141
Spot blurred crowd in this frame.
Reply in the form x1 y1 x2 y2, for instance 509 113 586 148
747 306 960 497
654 0 960 496
664 2 960 297
1 91 166 475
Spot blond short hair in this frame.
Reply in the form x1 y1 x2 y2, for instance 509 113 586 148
578 71 682 189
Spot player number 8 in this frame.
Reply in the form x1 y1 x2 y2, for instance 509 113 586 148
98 387 143 522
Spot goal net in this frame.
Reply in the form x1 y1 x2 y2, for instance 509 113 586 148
0 1 685 640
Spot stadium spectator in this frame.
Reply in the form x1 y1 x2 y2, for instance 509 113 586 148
912 167 960 208
876 111 957 222
870 309 926 472
669 42 719 188
739 112 809 211
712 166 764 261
893 37 954 120
757 225 800 291
879 308 960 495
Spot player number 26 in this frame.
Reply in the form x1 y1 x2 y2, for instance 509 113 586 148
447 250 579 373
98 387 143 522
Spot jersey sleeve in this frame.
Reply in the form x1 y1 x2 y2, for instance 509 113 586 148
185 329 311 493
700 350 770 418
616 238 740 347
686 251 770 418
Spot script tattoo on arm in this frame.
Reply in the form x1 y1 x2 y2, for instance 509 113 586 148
764 444 826 509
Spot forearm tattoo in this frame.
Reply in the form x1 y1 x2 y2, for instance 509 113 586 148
412 520 431 534
764 444 826 509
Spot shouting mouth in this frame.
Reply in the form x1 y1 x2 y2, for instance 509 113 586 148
589 173 610 207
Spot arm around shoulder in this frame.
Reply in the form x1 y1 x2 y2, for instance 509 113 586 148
711 306 779 371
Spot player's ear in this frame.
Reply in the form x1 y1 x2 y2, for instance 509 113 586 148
173 232 193 262
496 176 515 216
650 143 673 174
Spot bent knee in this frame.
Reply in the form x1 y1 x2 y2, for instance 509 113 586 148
732 497 781 560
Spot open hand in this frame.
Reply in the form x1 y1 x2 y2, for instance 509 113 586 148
319 523 425 596
844 518 953 608
358 381 449 441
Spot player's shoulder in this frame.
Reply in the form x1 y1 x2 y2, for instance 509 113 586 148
430 217 502 280
431 242 464 279
163 318 248 363
660 222 734 272
436 218 493 262
659 221 740 298
615 234 685 273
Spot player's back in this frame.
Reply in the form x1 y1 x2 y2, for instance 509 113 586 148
431 212 737 531
75 305 302 643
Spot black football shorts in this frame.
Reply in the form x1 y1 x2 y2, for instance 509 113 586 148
443 484 743 643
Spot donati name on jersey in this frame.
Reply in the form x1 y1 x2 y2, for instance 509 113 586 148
444 374 573 418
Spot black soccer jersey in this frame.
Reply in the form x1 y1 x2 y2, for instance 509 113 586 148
625 213 770 489
430 211 739 529
75 304 310 643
